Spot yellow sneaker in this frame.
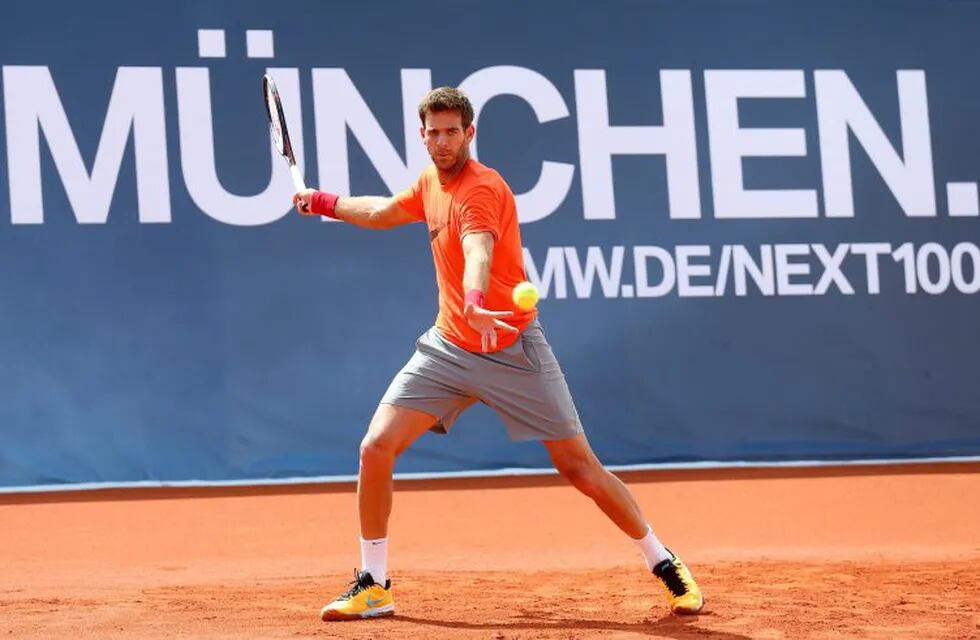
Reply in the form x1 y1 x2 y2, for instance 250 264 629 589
320 570 394 621
652 551 704 615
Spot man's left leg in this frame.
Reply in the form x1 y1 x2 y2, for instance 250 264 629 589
543 433 704 615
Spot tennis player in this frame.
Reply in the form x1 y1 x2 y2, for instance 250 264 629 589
293 87 703 621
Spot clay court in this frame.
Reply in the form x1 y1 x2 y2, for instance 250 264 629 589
2 462 977 639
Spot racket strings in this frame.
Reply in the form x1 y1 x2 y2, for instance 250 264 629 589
265 93 286 153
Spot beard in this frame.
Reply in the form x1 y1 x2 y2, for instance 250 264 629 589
431 146 469 174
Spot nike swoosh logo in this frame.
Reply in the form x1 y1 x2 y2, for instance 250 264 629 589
365 596 386 607
429 223 445 242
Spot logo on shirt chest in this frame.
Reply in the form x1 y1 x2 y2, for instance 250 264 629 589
429 223 446 242
426 198 457 244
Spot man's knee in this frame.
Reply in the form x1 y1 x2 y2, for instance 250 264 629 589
359 404 436 470
359 433 398 468
556 456 605 498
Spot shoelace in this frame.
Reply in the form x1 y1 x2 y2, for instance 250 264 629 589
339 569 371 599
658 562 691 597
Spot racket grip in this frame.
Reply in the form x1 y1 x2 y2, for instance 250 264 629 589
289 164 307 192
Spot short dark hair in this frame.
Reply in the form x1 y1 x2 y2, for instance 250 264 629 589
418 86 474 129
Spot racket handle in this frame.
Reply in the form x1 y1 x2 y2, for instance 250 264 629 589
289 164 307 192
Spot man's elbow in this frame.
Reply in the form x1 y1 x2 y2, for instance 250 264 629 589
367 206 394 230
368 216 392 230
464 250 492 269
370 199 405 230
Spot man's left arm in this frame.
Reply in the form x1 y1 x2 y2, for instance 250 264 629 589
461 232 517 352
461 232 494 294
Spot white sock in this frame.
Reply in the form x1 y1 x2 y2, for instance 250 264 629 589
633 525 672 570
360 537 388 586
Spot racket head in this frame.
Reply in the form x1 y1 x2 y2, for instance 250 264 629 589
262 73 297 165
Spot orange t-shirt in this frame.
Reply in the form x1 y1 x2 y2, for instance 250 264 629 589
393 159 536 352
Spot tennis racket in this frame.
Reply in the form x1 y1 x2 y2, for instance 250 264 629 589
262 73 307 196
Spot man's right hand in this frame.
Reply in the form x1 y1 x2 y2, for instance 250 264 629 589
292 189 316 215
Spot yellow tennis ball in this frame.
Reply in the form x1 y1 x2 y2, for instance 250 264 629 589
512 281 539 311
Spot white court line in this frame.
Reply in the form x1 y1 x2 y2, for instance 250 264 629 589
2 455 978 495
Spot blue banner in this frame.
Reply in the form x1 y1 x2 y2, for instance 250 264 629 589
2 0 979 488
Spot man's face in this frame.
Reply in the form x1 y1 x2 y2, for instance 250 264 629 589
421 110 474 172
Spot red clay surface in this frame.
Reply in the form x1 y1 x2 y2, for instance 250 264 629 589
1 464 978 639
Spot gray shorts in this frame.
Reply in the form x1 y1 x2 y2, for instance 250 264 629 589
380 321 583 442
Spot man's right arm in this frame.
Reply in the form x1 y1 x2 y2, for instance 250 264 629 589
293 189 419 230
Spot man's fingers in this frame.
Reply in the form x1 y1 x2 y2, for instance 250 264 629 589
471 318 519 352
493 319 519 333
465 304 515 319
466 307 513 321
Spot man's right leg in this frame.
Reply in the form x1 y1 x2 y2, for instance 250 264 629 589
321 403 437 622
358 403 439 540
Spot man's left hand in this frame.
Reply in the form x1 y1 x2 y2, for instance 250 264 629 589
464 303 518 352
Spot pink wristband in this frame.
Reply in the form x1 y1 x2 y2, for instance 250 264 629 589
464 289 485 309
310 191 340 219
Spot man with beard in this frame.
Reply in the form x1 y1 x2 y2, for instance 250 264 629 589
292 87 703 621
